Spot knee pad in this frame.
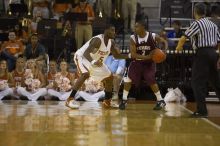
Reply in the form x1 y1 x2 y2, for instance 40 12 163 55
123 77 132 83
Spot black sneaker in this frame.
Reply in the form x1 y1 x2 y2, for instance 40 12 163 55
153 100 166 110
119 100 127 110
191 112 208 118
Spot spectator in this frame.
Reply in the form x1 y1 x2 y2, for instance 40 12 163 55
72 0 95 49
59 20 75 63
75 77 105 102
1 31 24 71
32 0 50 19
28 11 43 34
0 59 14 100
121 0 137 33
51 0 72 19
11 56 26 99
47 60 76 100
24 33 47 72
17 59 47 100
167 20 184 38
96 0 112 18
46 60 57 86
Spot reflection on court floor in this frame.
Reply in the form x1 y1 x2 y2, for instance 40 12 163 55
0 100 219 146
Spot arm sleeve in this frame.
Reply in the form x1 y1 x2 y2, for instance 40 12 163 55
105 56 112 68
184 21 199 38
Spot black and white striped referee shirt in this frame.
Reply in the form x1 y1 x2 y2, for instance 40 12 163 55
185 17 220 49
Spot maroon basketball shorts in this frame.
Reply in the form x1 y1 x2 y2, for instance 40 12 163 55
128 60 156 87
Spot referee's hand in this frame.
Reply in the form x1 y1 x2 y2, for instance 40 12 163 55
217 58 220 70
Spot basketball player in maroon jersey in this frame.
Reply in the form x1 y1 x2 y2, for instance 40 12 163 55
120 20 168 110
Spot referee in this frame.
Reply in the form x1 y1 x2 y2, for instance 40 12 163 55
176 3 220 118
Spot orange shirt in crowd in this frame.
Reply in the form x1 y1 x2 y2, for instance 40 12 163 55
53 3 70 13
73 2 95 24
1 40 24 56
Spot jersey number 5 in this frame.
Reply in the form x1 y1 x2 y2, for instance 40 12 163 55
98 56 104 63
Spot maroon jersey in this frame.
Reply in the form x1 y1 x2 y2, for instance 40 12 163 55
131 32 157 57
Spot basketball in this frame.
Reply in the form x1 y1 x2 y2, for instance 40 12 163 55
151 48 166 63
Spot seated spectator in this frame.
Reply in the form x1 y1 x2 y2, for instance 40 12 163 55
105 54 126 100
17 59 47 100
0 59 14 100
11 56 26 99
75 77 105 102
46 60 57 85
74 77 118 109
47 60 76 100
0 31 24 71
24 33 48 73
44 60 58 100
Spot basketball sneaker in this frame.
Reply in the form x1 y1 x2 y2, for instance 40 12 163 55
65 97 80 109
110 102 119 108
153 100 166 110
119 100 127 110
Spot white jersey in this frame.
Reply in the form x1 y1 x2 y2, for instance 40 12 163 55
75 34 112 63
74 34 112 81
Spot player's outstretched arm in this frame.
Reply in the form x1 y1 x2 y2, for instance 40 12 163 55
111 40 130 59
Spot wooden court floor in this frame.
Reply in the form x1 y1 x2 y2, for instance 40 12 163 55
0 100 219 146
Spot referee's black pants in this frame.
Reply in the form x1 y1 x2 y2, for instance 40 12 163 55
191 47 220 114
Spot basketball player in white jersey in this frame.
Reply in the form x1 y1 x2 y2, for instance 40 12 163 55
66 24 130 109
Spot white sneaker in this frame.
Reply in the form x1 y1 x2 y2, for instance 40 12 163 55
65 98 80 109
110 102 119 108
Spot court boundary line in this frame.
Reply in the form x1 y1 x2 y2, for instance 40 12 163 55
180 105 220 130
